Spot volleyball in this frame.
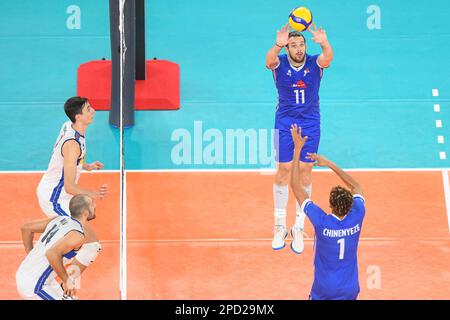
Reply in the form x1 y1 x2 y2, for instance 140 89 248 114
288 7 313 31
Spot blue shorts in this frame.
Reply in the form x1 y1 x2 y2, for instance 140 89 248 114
274 128 320 163
309 290 359 300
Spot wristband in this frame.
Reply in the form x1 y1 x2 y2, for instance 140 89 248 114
275 43 284 48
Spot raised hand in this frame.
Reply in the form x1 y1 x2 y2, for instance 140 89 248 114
306 153 330 167
290 124 308 150
276 23 291 47
307 22 328 45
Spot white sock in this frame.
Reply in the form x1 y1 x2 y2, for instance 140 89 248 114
295 202 306 230
273 184 288 227
304 184 312 198
295 184 312 230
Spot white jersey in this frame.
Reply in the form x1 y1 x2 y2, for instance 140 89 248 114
37 121 86 217
17 216 84 295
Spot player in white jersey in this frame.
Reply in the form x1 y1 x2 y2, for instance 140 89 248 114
37 96 107 277
16 195 95 300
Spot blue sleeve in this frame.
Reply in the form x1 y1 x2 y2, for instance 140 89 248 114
274 54 286 70
302 199 326 227
311 54 322 69
352 194 366 218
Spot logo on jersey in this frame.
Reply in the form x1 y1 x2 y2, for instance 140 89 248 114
292 80 307 88
303 67 310 77
286 70 292 77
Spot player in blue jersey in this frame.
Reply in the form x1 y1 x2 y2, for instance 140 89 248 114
266 23 334 253
290 124 366 300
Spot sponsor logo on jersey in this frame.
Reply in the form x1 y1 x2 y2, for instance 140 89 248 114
292 80 307 88
286 70 292 77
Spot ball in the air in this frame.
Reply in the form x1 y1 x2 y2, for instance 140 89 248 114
288 7 313 31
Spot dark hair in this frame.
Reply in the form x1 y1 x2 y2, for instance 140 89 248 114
288 31 306 43
64 96 88 123
329 186 353 217
69 194 91 218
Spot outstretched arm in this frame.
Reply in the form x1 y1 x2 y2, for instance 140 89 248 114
306 153 363 195
266 23 290 69
290 124 310 205
21 218 55 253
308 22 333 68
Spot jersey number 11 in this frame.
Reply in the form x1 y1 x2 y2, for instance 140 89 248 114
294 89 305 104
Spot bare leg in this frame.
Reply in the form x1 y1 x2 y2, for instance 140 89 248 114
275 161 292 185
299 161 313 196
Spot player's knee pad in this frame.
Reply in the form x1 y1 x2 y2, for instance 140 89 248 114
75 242 102 267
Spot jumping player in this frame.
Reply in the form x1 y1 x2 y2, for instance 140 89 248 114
290 124 366 300
266 23 334 253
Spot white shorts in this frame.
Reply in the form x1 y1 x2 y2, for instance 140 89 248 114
37 184 72 218
16 269 65 300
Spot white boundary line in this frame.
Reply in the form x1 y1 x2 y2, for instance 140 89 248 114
442 170 450 232
124 168 450 173
122 170 128 296
124 237 450 242
2 167 450 174
0 170 119 174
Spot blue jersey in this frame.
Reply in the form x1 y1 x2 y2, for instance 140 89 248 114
302 194 366 300
272 54 323 131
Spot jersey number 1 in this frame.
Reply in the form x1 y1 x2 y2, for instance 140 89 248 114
294 89 305 104
337 238 345 260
